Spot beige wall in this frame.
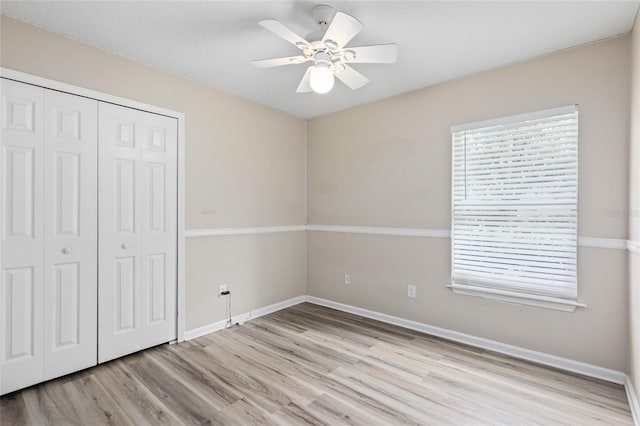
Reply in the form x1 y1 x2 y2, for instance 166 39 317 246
630 12 640 391
186 232 305 330
308 232 628 369
0 16 307 330
1 14 635 374
307 36 631 371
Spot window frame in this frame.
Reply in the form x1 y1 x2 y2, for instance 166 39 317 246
448 105 585 312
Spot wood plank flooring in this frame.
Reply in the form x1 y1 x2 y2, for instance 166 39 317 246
1 303 633 425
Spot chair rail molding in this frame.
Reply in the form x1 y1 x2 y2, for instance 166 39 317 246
306 224 451 238
306 224 628 250
186 224 630 252
185 225 306 238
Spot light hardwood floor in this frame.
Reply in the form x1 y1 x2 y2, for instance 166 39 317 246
0 303 633 425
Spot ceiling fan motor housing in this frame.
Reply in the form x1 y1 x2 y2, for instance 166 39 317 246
314 51 331 67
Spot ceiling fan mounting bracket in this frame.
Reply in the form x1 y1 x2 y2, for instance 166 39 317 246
311 4 335 29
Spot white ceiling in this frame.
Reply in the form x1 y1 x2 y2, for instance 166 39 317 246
1 1 638 118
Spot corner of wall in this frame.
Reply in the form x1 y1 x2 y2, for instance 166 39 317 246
629 4 640 402
304 118 309 296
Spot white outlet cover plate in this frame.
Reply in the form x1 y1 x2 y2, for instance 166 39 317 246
408 285 416 298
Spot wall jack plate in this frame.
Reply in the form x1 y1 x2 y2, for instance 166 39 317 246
219 285 227 297
408 285 416 299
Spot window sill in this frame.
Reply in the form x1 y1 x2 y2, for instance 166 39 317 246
446 283 586 312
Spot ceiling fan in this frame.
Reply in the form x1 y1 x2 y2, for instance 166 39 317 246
252 5 398 94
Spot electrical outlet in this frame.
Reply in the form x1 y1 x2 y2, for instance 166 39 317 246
219 285 227 297
344 273 351 285
408 285 416 299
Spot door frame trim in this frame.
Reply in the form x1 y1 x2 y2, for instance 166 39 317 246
1 67 187 342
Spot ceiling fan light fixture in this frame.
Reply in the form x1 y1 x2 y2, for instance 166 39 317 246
254 6 397 94
309 63 334 94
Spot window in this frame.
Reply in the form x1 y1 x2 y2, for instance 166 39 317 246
449 105 581 311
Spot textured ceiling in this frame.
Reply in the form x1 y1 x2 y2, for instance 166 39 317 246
1 1 638 118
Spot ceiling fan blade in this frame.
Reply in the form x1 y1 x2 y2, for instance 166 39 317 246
322 12 363 49
335 64 369 90
296 66 313 93
252 55 309 68
259 20 311 50
343 44 398 64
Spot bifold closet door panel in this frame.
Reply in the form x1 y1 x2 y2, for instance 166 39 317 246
42 89 98 380
98 102 177 363
139 110 177 349
98 102 143 362
0 79 45 395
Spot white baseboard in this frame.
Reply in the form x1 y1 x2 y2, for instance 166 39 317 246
186 293 638 421
183 295 306 340
184 293 628 387
627 376 640 426
305 296 627 385
184 318 229 341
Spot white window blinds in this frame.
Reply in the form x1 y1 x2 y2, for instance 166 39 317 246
451 106 578 300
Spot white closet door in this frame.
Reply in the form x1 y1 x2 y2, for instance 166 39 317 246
98 103 142 362
98 103 177 363
0 79 45 394
139 110 177 349
42 89 97 380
